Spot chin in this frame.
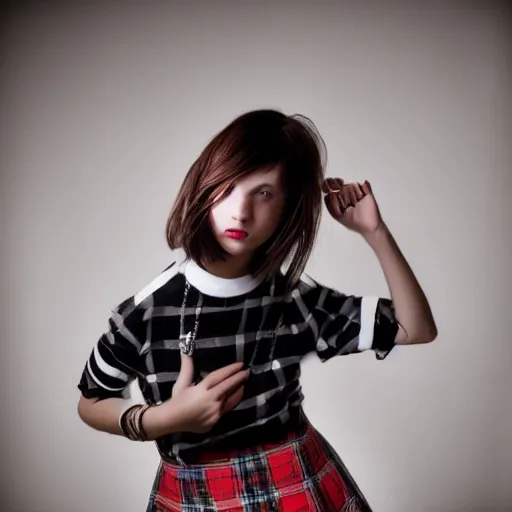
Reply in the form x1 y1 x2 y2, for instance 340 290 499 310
219 241 254 258
224 247 253 259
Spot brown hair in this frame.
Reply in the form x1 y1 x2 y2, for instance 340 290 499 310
166 109 326 287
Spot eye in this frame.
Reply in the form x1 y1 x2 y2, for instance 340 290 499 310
259 190 273 199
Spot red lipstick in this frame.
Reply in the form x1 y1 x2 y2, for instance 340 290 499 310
225 229 248 239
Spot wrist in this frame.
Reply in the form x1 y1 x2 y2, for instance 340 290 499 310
142 405 170 440
143 400 183 440
362 222 391 248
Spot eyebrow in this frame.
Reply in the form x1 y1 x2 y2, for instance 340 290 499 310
249 182 276 192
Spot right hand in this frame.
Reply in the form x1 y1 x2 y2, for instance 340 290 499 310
163 353 250 434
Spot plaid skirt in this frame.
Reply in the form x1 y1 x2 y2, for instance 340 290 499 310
146 422 372 512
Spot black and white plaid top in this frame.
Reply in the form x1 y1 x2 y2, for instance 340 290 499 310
78 259 398 463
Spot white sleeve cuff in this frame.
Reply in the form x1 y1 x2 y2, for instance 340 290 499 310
357 296 378 351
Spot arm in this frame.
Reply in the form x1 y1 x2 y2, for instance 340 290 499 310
76 296 160 437
78 350 249 441
323 178 437 345
78 396 125 436
77 395 172 441
364 224 437 344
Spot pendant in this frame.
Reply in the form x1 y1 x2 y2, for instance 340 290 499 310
179 331 195 356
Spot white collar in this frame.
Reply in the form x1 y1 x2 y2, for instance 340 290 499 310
183 259 266 298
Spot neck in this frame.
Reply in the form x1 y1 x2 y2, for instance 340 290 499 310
201 255 252 279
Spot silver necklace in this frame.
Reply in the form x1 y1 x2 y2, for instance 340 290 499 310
248 277 283 368
178 280 202 356
178 278 283 369
248 316 282 368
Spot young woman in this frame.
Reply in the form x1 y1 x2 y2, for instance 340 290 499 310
77 109 437 511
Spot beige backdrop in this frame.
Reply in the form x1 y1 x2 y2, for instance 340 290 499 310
1 1 511 511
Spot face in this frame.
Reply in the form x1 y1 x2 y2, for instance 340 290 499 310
209 165 286 267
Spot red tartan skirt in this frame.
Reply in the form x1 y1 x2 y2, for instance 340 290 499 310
146 422 372 512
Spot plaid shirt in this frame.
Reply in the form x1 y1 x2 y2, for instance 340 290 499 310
78 259 398 463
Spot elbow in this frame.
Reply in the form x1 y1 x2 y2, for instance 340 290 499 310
77 395 95 426
422 326 438 344
412 323 438 345
423 317 438 343
397 321 438 345
77 396 87 423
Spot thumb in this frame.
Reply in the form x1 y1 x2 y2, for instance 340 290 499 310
361 180 373 195
172 351 195 396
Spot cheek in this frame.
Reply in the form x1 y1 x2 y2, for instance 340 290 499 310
268 217 282 236
208 207 220 232
209 202 230 233
261 204 285 234
271 199 286 223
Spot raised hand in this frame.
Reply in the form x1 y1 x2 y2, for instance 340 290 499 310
322 178 384 235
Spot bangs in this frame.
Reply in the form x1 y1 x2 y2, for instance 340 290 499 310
200 121 298 206
166 109 326 287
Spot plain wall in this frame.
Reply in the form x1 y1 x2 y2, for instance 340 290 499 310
1 1 511 511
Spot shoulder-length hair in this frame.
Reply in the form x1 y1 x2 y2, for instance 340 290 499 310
166 109 326 287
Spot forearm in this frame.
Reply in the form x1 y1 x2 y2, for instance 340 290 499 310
77 395 127 436
77 395 180 441
364 223 437 344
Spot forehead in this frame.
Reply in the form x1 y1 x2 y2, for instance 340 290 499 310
237 164 283 188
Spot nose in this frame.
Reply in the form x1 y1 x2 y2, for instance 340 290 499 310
231 195 251 224
232 214 246 223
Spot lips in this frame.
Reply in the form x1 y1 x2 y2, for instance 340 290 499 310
225 229 248 239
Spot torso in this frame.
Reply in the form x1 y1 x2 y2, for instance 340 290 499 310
135 260 316 463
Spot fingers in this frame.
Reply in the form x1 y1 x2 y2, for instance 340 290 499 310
325 184 351 214
220 384 245 415
352 183 363 202
361 180 372 195
324 192 343 218
323 178 371 197
350 184 361 205
210 368 250 401
322 177 344 193
202 362 246 390
172 352 195 396
324 181 370 214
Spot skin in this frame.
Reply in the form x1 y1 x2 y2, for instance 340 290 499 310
205 165 286 279
322 177 437 345
78 169 437 440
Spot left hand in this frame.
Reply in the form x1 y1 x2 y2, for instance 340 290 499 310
322 178 384 235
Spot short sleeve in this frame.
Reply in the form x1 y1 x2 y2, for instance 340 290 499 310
294 275 399 361
78 296 146 400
